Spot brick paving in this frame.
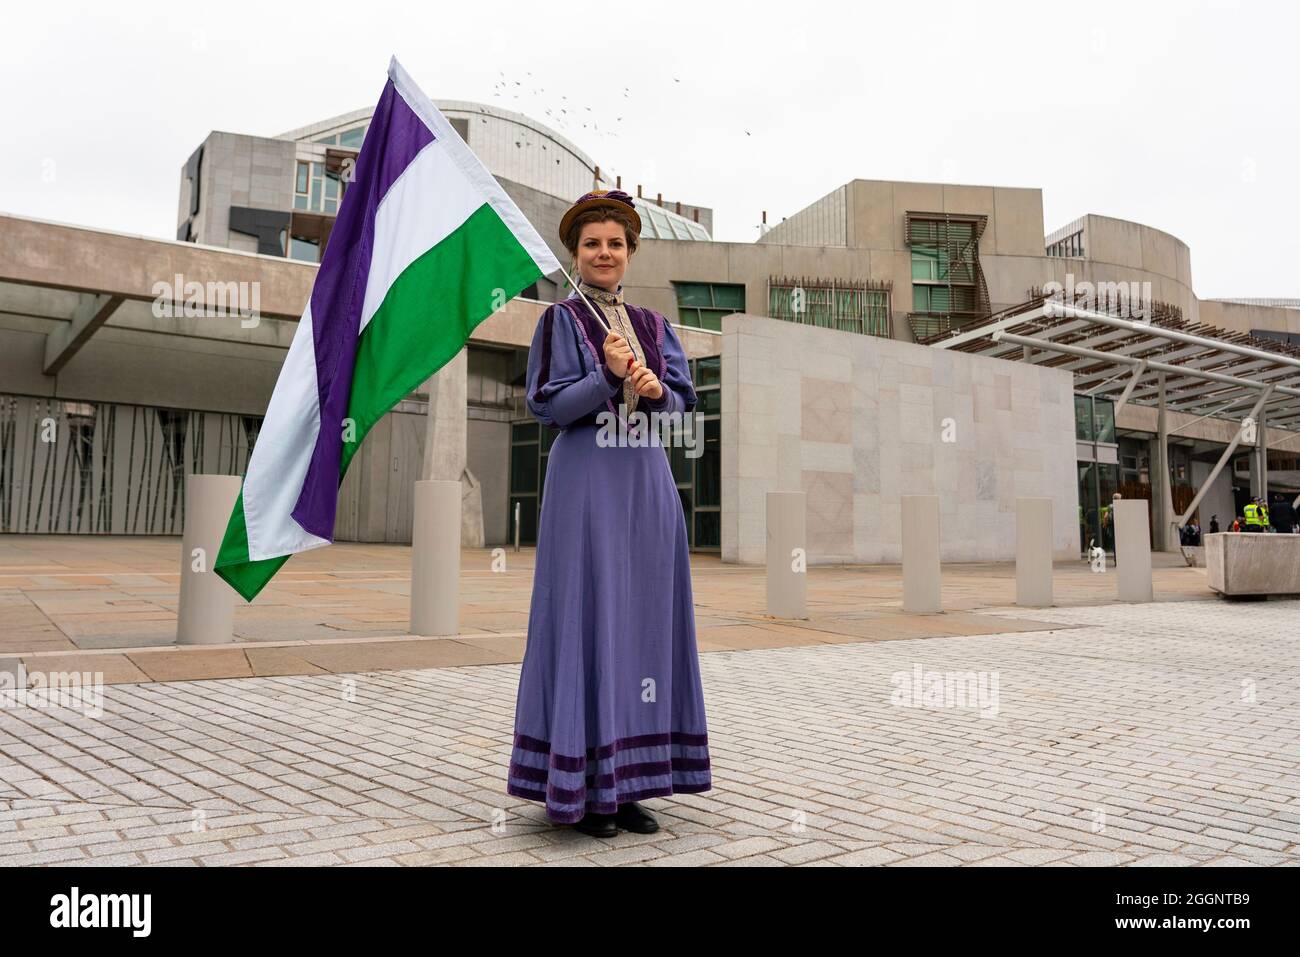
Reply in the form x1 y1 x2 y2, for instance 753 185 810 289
2 597 1296 866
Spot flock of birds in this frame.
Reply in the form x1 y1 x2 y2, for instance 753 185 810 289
486 70 752 146
482 69 756 233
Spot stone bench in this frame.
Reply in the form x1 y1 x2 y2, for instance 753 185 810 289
1205 532 1300 597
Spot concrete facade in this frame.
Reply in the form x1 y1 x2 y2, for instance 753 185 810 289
9 89 1300 555
720 315 1079 565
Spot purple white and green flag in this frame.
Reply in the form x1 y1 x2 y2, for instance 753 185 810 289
215 57 559 601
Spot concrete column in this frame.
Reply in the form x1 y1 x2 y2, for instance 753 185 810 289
410 479 461 636
1156 373 1177 551
1251 410 1269 502
902 495 941 614
177 474 243 644
1114 498 1154 602
422 349 484 548
765 491 807 619
1016 497 1054 607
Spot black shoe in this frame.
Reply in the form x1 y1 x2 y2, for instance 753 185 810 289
615 801 659 834
573 812 617 838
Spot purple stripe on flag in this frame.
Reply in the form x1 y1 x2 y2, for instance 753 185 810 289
290 78 435 540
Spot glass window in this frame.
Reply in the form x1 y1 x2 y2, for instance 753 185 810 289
696 356 721 387
695 419 719 507
1075 395 1093 441
293 194 307 210
290 236 320 263
694 510 720 549
1094 398 1116 443
338 126 366 149
311 180 322 210
510 444 538 494
712 285 745 310
676 283 712 307
295 161 309 194
911 248 939 280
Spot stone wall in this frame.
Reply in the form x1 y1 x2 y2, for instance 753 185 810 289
720 315 1080 564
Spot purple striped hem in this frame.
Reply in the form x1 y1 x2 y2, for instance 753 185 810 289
514 730 709 766
509 756 711 786
506 781 713 824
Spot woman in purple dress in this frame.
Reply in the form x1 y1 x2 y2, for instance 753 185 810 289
506 189 713 837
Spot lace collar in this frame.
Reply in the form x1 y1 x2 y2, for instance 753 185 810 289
577 278 624 306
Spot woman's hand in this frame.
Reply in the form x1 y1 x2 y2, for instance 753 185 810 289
628 363 663 401
603 331 634 377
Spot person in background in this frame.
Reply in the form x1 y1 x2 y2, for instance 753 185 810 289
1209 515 1220 534
1275 495 1300 534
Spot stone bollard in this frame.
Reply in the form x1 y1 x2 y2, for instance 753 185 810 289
177 474 243 644
1016 497 1054 607
902 495 941 614
766 491 807 619
410 479 461 636
1114 498 1153 602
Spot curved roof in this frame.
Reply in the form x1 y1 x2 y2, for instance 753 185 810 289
276 100 599 171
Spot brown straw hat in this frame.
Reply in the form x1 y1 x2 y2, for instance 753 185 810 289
558 188 642 245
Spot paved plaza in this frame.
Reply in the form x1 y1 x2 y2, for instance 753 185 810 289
0 536 1295 867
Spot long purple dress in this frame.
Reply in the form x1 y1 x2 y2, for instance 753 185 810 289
506 287 713 823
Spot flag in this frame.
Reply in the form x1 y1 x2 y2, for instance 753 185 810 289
215 57 560 601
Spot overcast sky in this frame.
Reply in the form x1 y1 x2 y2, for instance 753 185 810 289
2 0 1294 299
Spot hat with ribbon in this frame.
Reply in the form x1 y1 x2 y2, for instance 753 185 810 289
559 188 642 245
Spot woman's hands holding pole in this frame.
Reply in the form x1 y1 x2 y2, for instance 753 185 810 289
603 331 664 400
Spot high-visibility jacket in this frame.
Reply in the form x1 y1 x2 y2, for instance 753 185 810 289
1244 503 1263 526
1261 505 1271 528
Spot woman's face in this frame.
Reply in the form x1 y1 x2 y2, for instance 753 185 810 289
576 219 632 290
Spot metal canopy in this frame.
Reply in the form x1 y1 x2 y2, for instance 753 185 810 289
923 298 1300 429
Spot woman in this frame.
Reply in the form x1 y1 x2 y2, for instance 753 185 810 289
506 189 712 838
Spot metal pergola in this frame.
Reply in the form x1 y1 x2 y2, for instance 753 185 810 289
922 297 1300 542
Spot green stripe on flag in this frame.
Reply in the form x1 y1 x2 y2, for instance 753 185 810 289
340 202 543 475
213 489 290 601
214 202 545 602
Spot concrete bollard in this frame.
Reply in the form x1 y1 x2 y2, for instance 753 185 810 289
177 474 243 644
411 479 461 636
902 495 941 614
1114 498 1153 602
766 491 807 619
1016 497 1054 607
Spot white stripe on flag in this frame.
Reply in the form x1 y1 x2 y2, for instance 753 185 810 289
388 57 559 278
359 139 487 335
243 303 331 562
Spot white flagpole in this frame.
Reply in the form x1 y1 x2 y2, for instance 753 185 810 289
553 262 646 437
556 262 613 335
